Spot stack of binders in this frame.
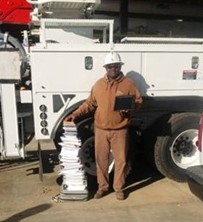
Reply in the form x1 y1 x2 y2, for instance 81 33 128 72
58 121 88 200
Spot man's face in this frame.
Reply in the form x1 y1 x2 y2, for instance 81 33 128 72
105 63 121 80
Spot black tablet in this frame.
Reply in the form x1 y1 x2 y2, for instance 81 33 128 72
114 95 134 110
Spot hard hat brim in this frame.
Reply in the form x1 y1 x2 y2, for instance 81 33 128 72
103 61 124 67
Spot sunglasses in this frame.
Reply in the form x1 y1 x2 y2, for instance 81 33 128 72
106 64 121 69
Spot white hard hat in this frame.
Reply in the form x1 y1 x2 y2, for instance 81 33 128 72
103 51 124 67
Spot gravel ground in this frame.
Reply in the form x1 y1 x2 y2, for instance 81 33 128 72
0 139 203 222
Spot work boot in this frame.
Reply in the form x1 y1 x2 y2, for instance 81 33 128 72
94 190 108 199
115 191 125 200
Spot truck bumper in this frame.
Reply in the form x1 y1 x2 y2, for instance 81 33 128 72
186 165 203 201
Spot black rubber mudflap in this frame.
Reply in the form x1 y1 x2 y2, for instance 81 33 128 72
186 165 203 201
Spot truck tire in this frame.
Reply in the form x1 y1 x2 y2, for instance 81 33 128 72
154 113 201 182
80 136 114 176
54 117 114 176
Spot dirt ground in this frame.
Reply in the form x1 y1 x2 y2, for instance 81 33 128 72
0 139 203 222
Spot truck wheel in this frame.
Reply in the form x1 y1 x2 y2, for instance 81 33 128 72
54 117 114 176
154 113 201 182
53 117 94 154
80 136 114 176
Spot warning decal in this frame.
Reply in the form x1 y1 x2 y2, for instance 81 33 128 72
183 70 197 80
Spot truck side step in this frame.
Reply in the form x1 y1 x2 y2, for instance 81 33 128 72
186 165 203 201
59 189 88 201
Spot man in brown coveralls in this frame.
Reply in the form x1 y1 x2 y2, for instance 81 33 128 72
64 51 143 200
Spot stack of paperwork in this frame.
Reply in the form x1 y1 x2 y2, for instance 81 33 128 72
58 122 88 200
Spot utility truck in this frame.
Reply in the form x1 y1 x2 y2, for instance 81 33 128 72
0 0 203 182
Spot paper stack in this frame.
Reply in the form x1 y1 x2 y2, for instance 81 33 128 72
58 122 88 200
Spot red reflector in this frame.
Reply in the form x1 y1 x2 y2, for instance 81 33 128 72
198 115 203 152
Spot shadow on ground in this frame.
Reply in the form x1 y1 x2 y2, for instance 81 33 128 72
0 148 164 201
0 149 59 175
1 204 52 222
86 151 164 200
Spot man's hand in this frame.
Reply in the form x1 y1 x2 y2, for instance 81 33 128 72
63 114 75 124
120 110 130 118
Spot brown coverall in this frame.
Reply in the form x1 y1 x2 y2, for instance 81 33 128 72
72 72 143 192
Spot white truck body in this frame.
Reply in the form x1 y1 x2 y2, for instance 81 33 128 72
32 41 203 133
